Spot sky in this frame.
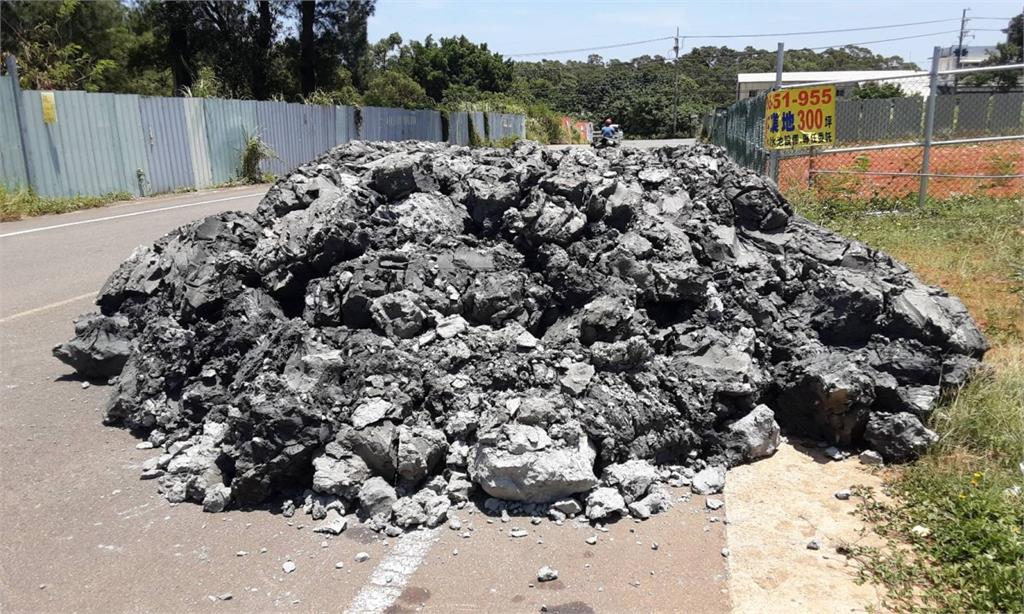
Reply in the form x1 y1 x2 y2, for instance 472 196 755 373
366 0 1022 69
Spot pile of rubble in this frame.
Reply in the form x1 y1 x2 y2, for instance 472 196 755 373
55 140 986 529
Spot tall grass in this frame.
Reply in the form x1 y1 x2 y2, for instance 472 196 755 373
793 193 1024 612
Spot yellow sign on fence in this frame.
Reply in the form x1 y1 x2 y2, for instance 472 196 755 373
764 85 836 149
41 92 57 124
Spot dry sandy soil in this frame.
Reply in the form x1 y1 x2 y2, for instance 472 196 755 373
725 439 890 613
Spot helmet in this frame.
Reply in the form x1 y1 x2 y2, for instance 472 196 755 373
604 118 612 126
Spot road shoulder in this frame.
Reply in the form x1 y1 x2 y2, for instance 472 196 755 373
726 440 888 614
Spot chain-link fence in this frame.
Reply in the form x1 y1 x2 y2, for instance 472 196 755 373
704 49 1023 205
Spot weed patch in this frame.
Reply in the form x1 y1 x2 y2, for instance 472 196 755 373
794 194 1024 612
0 188 133 222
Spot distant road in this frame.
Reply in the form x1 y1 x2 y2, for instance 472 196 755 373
549 137 697 150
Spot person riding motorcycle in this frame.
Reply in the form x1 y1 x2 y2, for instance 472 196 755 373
594 118 620 148
601 118 616 139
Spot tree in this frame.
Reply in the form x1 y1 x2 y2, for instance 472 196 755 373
288 0 376 96
0 0 135 91
155 1 198 95
298 0 316 96
363 70 433 108
395 35 513 102
966 13 1023 92
251 1 275 100
319 0 375 90
369 32 402 73
854 82 906 99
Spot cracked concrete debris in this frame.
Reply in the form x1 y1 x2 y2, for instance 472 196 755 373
55 140 986 529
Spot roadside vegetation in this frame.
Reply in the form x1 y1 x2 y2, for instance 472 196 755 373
793 192 1024 612
5 0 994 141
0 187 132 222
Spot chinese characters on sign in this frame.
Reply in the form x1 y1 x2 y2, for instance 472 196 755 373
764 85 836 150
41 92 57 124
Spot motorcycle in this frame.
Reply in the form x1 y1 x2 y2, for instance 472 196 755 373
592 126 623 149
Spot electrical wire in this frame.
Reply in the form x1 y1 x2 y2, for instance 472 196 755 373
684 18 961 39
804 30 961 50
510 18 964 57
510 36 674 58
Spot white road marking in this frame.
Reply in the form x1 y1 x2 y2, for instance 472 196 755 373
0 292 95 324
0 192 263 238
344 528 439 614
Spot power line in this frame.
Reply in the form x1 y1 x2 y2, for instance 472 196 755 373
805 30 962 51
510 36 674 58
685 18 961 39
510 18 964 57
515 30 962 62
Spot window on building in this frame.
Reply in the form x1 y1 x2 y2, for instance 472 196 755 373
748 89 758 97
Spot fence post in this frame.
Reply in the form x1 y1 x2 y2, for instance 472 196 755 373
918 46 941 207
807 147 816 190
767 42 784 183
4 55 36 190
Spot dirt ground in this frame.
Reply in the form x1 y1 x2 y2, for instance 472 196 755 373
725 439 890 614
778 140 1023 199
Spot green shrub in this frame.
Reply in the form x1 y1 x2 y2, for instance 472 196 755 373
238 131 277 184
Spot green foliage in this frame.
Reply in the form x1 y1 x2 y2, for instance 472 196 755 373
2 5 924 137
853 81 906 99
514 44 915 137
180 66 225 98
0 186 131 221
526 115 570 145
363 70 433 109
238 131 277 184
393 35 513 102
0 0 139 92
962 13 1023 92
851 457 1024 613
303 87 363 107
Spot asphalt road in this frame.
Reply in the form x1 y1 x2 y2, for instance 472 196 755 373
0 157 728 613
549 138 696 151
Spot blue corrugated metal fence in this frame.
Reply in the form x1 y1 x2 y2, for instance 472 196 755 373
0 76 525 198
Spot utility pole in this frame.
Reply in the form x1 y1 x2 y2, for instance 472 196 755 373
919 47 941 207
5 55 36 191
767 42 784 183
672 27 680 137
954 8 969 93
